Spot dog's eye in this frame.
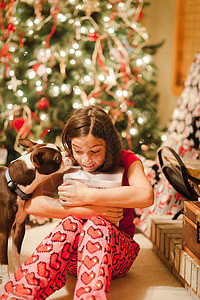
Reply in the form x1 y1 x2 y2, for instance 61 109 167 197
54 153 62 163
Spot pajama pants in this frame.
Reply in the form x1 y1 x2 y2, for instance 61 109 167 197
0 216 140 300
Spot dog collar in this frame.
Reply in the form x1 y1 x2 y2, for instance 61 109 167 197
5 169 33 201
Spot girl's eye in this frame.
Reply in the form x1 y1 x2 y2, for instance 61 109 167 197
74 149 83 154
91 150 100 154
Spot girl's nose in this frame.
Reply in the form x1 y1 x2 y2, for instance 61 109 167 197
82 153 91 164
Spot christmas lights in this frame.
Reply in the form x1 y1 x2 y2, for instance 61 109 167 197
0 0 164 163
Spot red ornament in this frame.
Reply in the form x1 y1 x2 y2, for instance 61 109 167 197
87 31 98 42
38 98 50 110
7 23 16 32
0 1 6 8
12 117 31 138
12 118 25 131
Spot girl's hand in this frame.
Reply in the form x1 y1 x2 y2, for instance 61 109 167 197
58 179 89 206
60 152 72 172
58 180 124 224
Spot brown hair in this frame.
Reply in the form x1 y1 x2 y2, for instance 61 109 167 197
62 105 122 171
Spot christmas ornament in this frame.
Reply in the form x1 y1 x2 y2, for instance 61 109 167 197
7 23 16 32
0 0 6 9
1 23 16 42
38 97 50 110
87 31 98 41
12 117 31 138
60 60 66 78
141 144 149 151
12 117 25 131
0 0 164 162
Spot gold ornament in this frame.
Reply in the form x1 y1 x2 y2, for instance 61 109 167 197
60 60 66 79
81 0 100 16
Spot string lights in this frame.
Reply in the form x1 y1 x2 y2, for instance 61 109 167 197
0 0 164 161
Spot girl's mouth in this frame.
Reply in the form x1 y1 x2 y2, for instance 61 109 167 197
82 163 95 169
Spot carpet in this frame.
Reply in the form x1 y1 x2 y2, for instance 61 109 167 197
4 220 193 300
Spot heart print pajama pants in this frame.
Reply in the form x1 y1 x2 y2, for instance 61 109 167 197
0 216 140 300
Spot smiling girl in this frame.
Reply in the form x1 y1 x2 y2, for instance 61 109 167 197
0 105 154 300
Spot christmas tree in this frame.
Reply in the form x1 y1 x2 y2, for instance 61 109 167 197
0 0 164 164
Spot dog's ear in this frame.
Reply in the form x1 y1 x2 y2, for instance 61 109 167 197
32 151 44 168
18 138 37 149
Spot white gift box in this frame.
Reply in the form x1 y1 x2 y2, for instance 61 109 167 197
60 167 124 227
63 166 124 188
62 167 124 227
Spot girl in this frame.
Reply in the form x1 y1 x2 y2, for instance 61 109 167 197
0 105 154 300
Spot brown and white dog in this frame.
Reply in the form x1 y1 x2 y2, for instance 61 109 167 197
0 138 71 285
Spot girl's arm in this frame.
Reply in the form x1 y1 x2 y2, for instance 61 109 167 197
24 170 123 223
24 195 123 224
58 161 154 209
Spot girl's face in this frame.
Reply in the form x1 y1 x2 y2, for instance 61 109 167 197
71 134 106 172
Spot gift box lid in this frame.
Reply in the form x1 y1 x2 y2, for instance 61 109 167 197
63 166 124 188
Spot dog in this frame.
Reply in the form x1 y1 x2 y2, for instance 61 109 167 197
0 138 71 286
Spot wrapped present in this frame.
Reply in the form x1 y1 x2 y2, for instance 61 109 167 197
63 166 124 189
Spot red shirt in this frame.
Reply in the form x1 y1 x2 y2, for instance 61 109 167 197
118 150 141 237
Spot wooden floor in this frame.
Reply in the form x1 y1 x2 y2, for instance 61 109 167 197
149 215 200 300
